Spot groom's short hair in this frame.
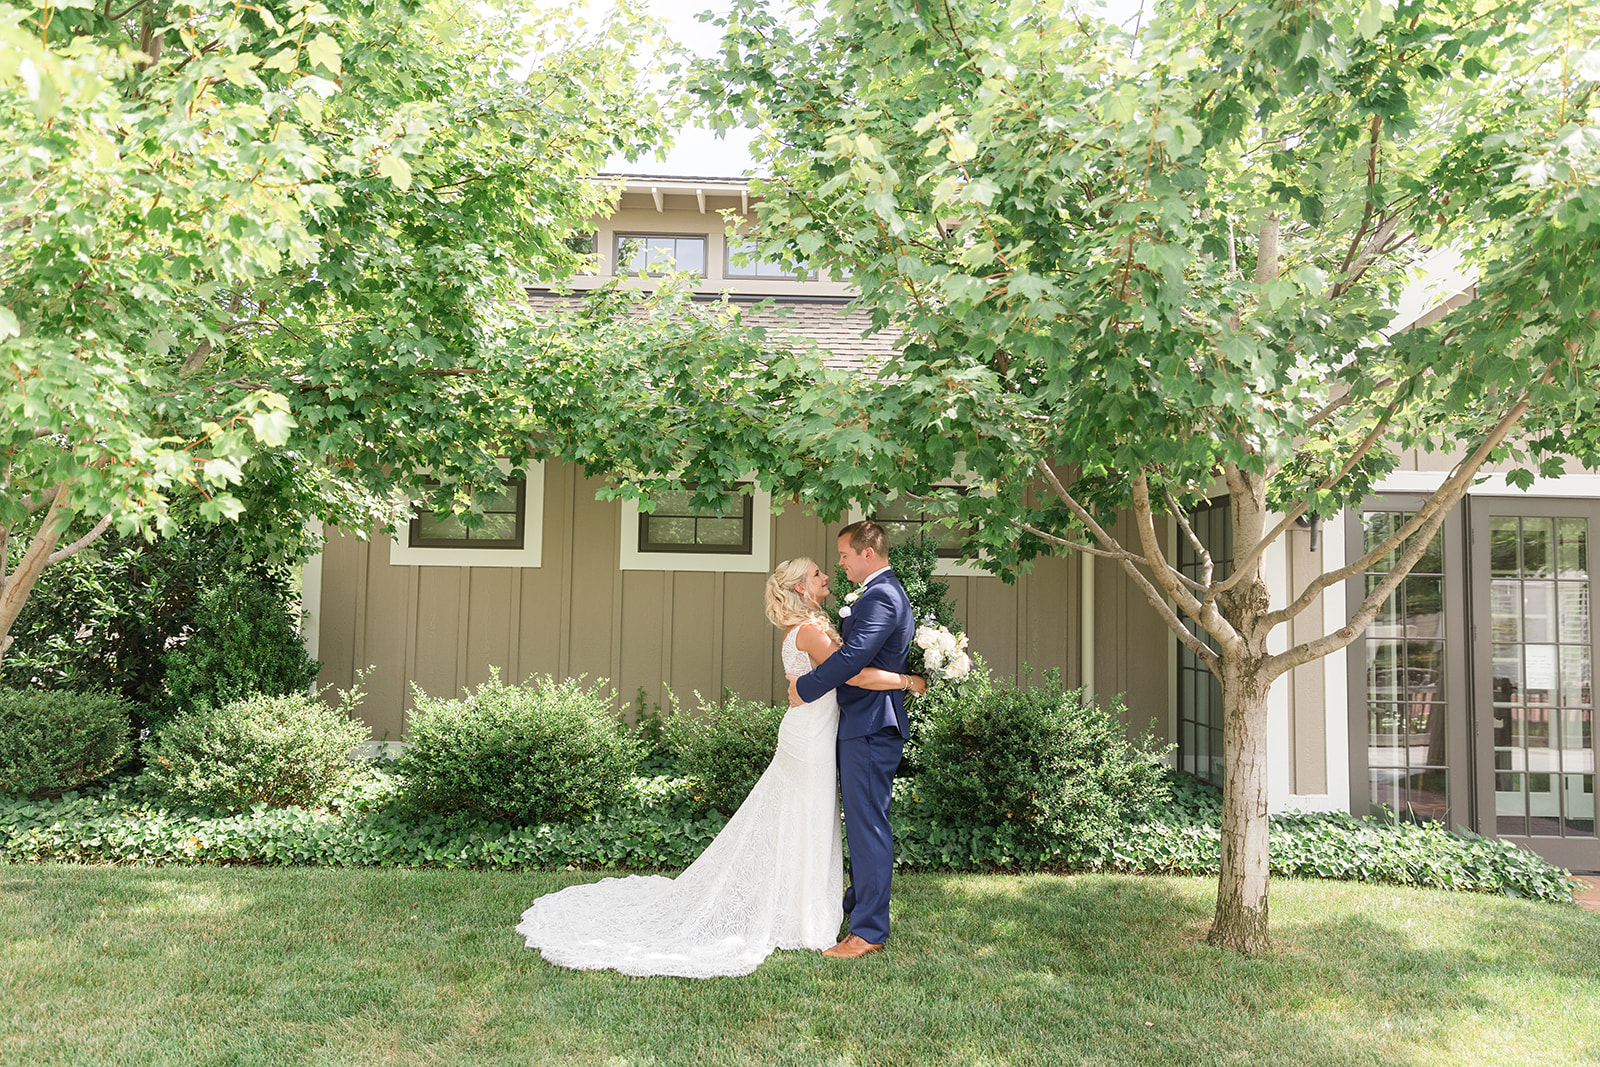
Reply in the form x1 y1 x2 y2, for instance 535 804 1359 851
839 520 889 558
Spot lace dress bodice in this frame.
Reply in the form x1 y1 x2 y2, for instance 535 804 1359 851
781 626 815 677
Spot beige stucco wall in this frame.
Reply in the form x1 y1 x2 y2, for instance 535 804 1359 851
313 459 1173 744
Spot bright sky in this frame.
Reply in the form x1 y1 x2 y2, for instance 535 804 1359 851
607 0 1149 177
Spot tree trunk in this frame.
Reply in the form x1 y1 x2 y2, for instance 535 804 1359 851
1208 654 1272 953
0 487 75 666
1208 465 1274 953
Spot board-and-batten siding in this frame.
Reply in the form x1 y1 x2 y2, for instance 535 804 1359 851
314 460 1174 744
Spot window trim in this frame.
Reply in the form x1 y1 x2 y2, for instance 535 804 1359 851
620 482 773 572
1344 492 1468 826
389 460 545 568
1174 496 1231 788
562 232 598 276
613 232 709 278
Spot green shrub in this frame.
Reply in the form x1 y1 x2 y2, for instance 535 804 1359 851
157 572 321 727
0 774 1576 904
392 673 640 825
1159 769 1225 821
630 686 681 777
3 505 315 729
0 688 134 798
664 691 784 816
915 662 1172 853
140 690 371 810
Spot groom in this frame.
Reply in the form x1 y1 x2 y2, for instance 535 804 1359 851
788 520 914 960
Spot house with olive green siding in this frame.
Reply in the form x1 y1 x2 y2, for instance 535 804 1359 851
301 177 1598 872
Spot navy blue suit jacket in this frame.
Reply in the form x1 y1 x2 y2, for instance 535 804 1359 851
795 570 913 740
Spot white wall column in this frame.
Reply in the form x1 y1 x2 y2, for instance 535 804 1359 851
299 519 324 691
1080 551 1095 700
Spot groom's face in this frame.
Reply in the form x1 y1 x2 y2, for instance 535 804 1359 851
837 535 876 585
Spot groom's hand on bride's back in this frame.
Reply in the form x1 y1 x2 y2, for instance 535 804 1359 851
786 675 803 707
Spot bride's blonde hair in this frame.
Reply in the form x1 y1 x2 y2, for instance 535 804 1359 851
764 558 840 642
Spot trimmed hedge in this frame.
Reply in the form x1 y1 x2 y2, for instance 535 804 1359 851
0 771 1576 904
915 666 1171 853
157 572 321 728
0 688 133 798
140 691 371 810
392 673 641 825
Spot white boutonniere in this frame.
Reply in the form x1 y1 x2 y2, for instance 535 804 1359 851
839 587 863 618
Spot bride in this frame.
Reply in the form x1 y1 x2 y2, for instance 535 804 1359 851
515 557 924 978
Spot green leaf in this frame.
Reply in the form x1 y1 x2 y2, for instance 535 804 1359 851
249 409 296 448
1356 0 1393 40
376 153 412 192
306 33 342 75
264 48 298 74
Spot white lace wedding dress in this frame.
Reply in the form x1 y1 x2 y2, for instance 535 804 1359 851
514 628 844 977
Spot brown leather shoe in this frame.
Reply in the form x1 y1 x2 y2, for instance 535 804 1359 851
821 934 884 960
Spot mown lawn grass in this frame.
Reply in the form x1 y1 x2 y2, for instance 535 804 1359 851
2 863 1597 1066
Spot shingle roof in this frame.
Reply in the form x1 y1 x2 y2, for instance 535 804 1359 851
524 290 899 373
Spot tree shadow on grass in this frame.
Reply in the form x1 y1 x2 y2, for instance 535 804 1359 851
867 872 1600 1067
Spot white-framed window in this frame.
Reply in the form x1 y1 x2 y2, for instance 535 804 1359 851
620 482 773 572
848 488 990 578
724 237 812 280
615 233 707 277
389 460 545 568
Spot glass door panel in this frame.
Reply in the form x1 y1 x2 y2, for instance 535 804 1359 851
1360 512 1450 821
1474 505 1599 867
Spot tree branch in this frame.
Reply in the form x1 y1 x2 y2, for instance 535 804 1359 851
1132 473 1240 655
1213 384 1409 602
1301 375 1395 432
1166 485 1213 586
47 513 114 564
1019 522 1146 563
1261 356 1553 639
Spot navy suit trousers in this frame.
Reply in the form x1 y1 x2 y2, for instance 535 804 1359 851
837 725 905 945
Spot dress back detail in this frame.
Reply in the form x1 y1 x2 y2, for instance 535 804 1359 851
781 626 815 677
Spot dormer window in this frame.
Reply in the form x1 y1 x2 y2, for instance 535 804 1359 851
725 238 811 280
615 234 706 276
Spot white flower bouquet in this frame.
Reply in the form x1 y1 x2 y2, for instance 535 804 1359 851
914 620 972 683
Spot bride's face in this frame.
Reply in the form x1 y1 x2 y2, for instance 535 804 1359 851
795 563 830 606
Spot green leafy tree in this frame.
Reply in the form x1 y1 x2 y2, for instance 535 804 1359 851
690 0 1600 951
0 0 677 662
1 491 300 719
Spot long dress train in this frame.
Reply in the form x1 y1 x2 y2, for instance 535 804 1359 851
514 628 844 978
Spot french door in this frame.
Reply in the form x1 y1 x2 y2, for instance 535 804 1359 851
1469 499 1598 870
1349 495 1598 870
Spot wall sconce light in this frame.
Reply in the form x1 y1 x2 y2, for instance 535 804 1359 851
1295 511 1322 552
